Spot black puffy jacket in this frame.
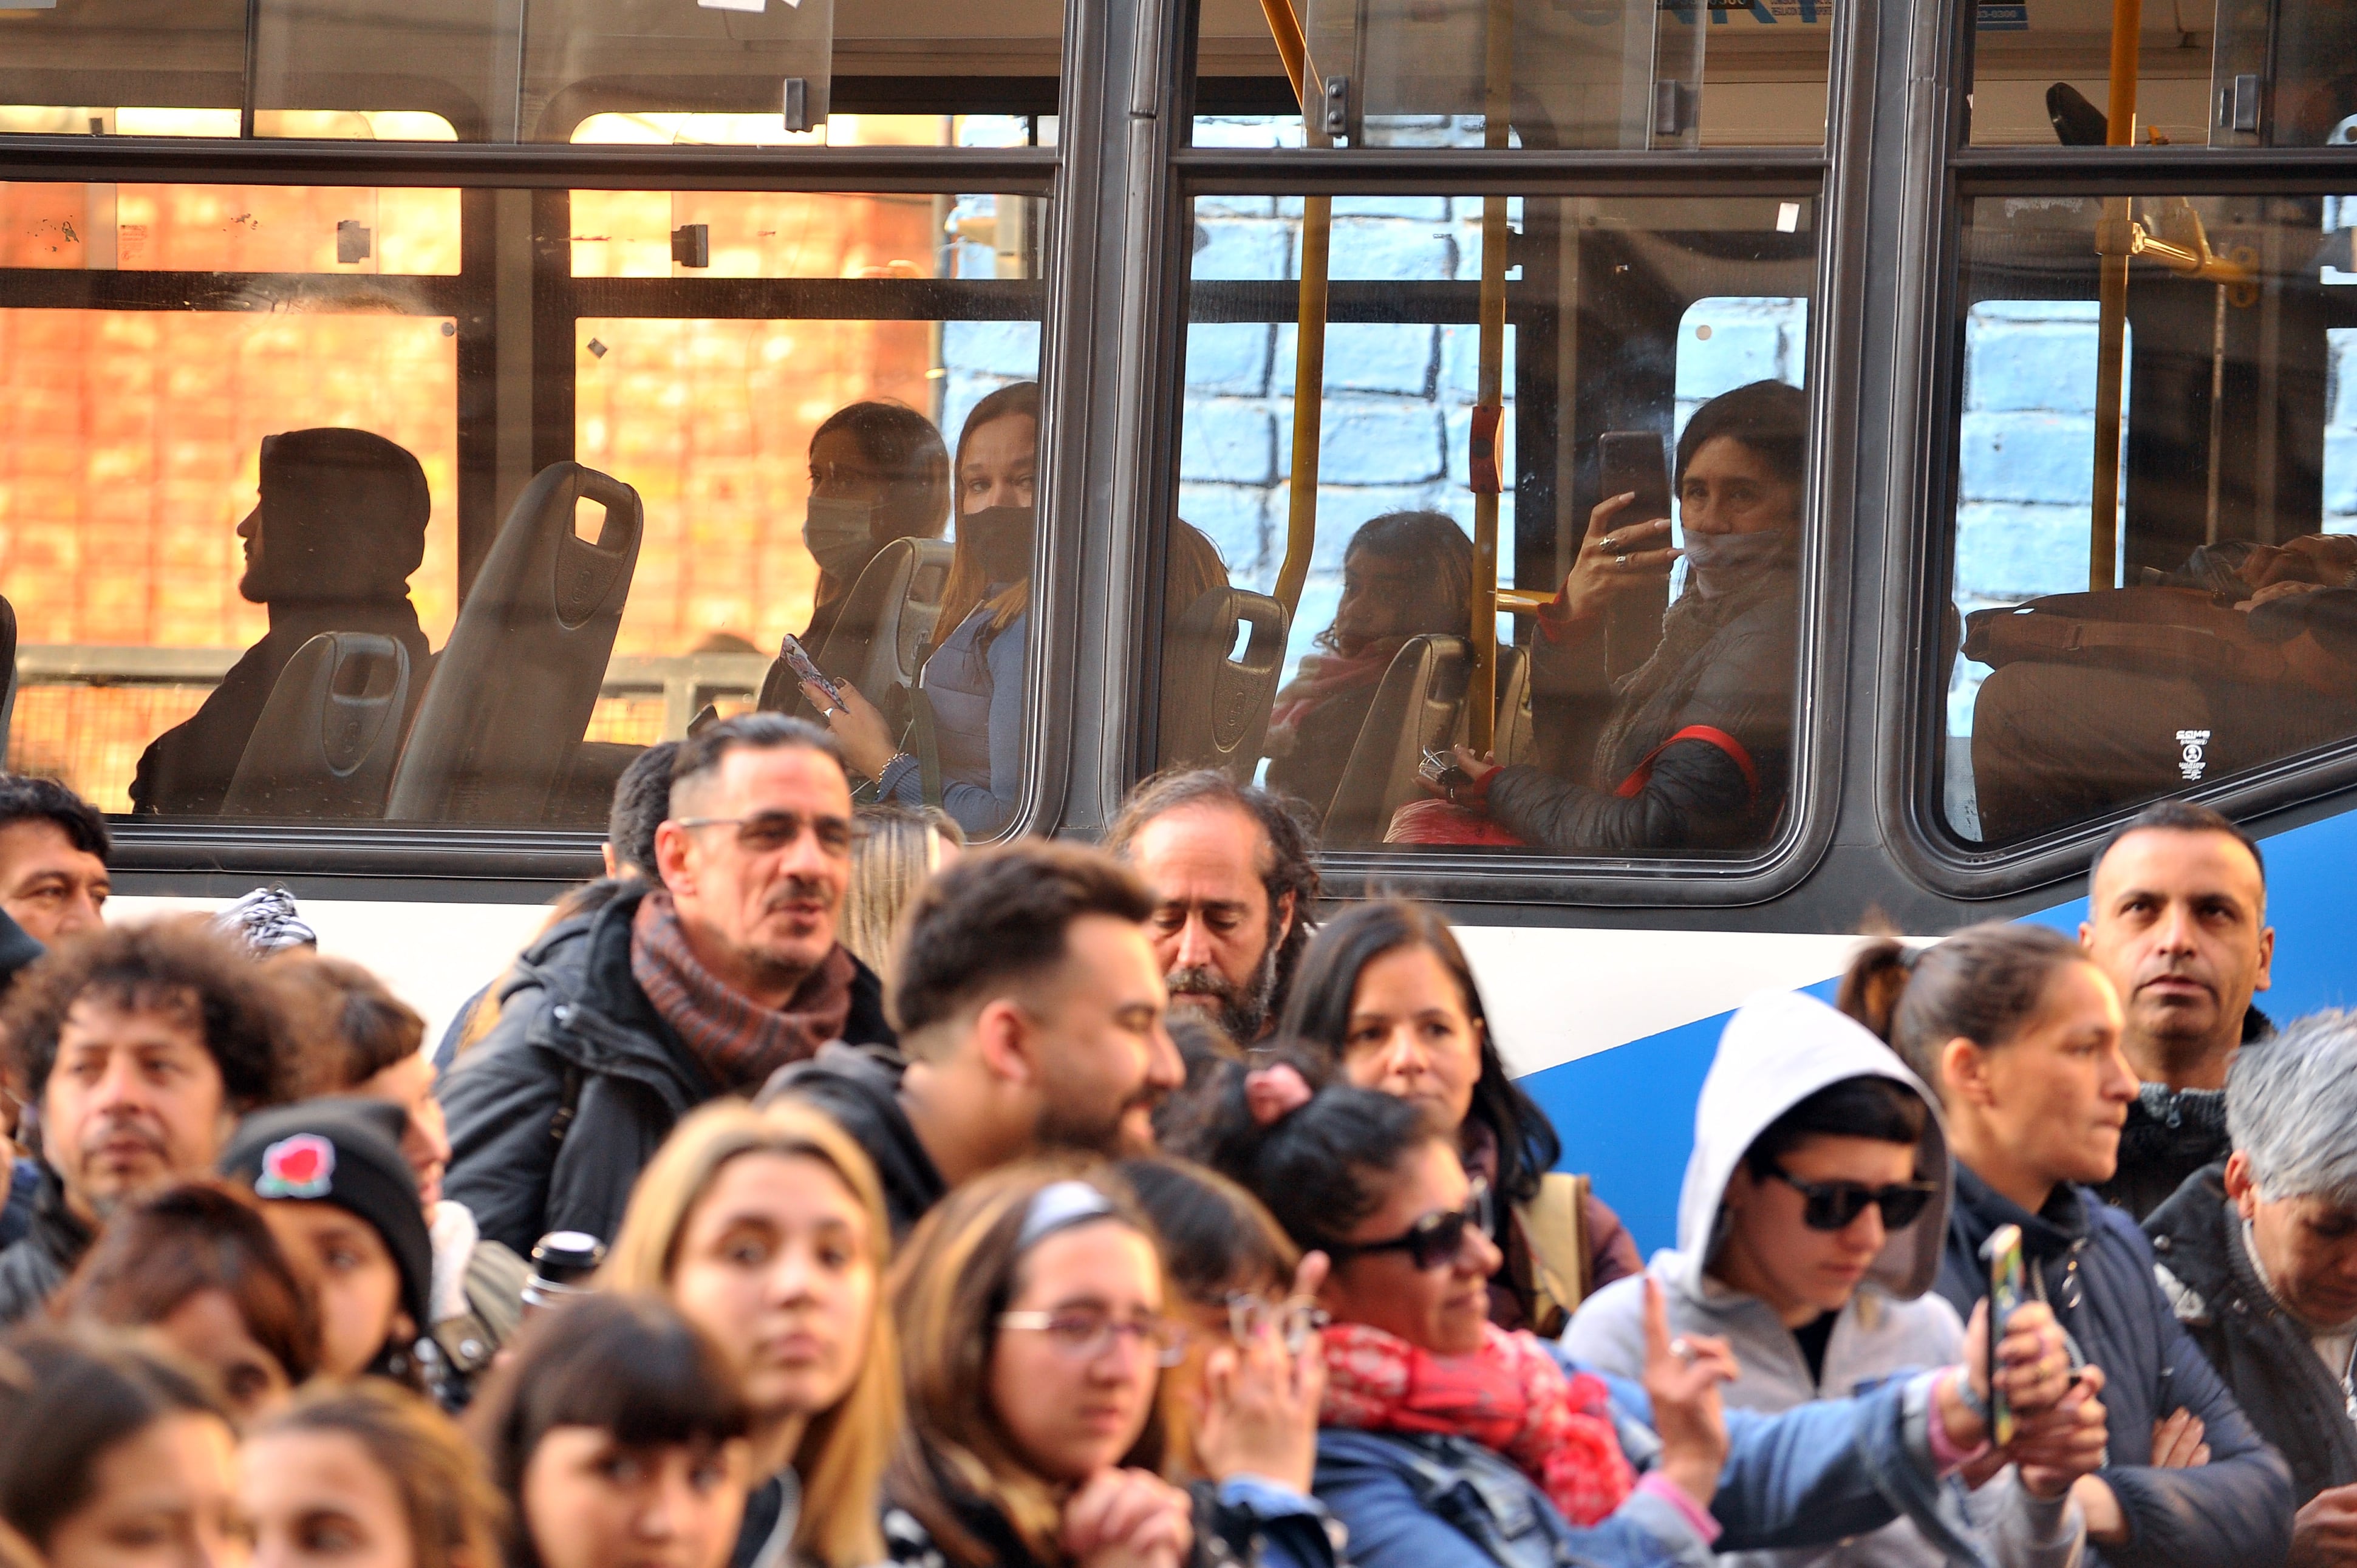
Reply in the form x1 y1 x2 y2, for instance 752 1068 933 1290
0 1163 94 1326
1487 568 1795 851
438 882 893 1257
2144 1162 2357 1509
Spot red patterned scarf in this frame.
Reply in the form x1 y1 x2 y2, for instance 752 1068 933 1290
630 888 854 1091
1321 1320 1635 1526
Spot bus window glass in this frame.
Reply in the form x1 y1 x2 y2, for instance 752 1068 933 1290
0 2 248 128
0 183 462 274
0 182 1046 831
1165 189 1816 857
1965 0 2357 149
1943 191 2357 847
1193 0 1831 149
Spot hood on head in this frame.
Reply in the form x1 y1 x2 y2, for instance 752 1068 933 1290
1674 989 1952 1303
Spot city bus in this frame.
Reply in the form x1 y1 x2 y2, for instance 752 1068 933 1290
2 0 2352 1249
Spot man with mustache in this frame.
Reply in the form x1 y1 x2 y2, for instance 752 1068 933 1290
1103 769 1320 1046
2081 799 2275 1219
0 919 299 1323
441 714 895 1256
761 840 1182 1239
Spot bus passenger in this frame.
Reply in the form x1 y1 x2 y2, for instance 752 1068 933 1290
879 1164 1197 1568
1843 924 2296 1568
131 428 434 818
2143 1007 2357 1564
1566 990 2099 1568
1422 380 1805 852
1264 511 1474 823
799 403 953 653
468 1294 754 1568
1106 769 1322 1048
803 383 1039 838
1270 899 1637 1331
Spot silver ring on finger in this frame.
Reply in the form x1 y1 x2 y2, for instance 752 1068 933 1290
1598 536 1617 553
1670 1337 1697 1365
1615 554 1629 567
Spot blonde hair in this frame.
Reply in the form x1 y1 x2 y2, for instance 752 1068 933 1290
604 1102 898 1568
843 808 962 981
887 1162 1174 1568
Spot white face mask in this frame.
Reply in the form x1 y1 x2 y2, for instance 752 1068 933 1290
803 496 876 579
1679 528 1793 597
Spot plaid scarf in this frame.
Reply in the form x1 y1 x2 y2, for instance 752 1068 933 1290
630 889 854 1092
1322 1319 1634 1527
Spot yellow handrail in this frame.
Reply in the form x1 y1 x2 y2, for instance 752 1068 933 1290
1466 0 1512 754
2089 0 2140 591
1261 0 1329 619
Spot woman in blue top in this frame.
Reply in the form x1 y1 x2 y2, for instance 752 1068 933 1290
810 383 1038 837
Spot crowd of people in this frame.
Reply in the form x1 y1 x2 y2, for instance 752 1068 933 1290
2 712 2352 1568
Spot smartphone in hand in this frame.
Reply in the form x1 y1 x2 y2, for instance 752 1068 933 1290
1598 430 1673 525
1985 1222 2026 1446
1419 748 1470 790
778 632 844 707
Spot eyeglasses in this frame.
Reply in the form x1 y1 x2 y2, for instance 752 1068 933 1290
997 1308 1192 1368
1204 1292 1329 1355
1331 1179 1493 1271
1767 1168 1938 1233
674 810 852 856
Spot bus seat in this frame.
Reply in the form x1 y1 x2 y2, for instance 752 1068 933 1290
757 537 955 714
387 462 643 822
1158 587 1289 779
1321 635 1473 846
1492 644 1532 768
0 594 16 767
222 632 411 818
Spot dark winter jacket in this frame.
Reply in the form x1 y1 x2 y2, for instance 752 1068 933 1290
1486 570 1794 852
2144 1162 2357 1508
0 1163 95 1325
1937 1164 2293 1568
438 882 894 1257
2093 1009 2270 1221
759 1043 943 1242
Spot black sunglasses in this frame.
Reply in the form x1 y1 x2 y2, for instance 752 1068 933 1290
1768 1168 1937 1233
1332 1179 1493 1270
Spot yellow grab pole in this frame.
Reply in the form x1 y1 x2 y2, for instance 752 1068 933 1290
1467 0 1512 753
1260 0 1329 619
2089 0 2140 590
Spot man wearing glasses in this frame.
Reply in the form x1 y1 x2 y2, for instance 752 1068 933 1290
440 712 896 1258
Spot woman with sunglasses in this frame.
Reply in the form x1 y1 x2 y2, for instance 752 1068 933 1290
1207 1080 2103 1568
884 1163 1194 1568
1118 1154 1340 1568
1567 990 2104 1567
1844 925 2296 1568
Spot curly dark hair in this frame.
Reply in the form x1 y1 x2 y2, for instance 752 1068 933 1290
1 919 300 1112
1105 769 1323 1024
0 775 111 861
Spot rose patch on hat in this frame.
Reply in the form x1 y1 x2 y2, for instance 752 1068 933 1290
256 1132 337 1199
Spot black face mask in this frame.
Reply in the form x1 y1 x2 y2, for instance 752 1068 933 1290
961 504 1034 585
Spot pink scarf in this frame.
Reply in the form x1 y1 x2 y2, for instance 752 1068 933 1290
1322 1320 1635 1526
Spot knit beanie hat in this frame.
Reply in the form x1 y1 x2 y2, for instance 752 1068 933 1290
220 1097 432 1335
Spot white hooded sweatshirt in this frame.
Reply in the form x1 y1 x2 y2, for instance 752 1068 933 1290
1563 991 2081 1568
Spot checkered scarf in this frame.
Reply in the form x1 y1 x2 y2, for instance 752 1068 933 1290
630 888 853 1092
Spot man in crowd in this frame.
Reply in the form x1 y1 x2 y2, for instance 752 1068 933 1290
762 839 1182 1238
440 715 893 1255
2082 799 2275 1217
0 920 300 1321
1103 769 1319 1046
0 775 110 945
2147 1008 2357 1567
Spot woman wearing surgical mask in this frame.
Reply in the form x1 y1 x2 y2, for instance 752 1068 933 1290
807 383 1040 839
799 403 953 653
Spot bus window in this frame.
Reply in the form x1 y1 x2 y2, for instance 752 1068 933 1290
1965 0 2357 150
0 183 460 274
0 181 1046 829
1943 190 2357 845
1164 189 1816 857
1193 0 1832 150
1 0 1062 145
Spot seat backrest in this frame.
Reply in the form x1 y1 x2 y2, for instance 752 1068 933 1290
1321 635 1473 846
223 633 412 818
0 594 16 767
386 462 642 822
1158 588 1289 779
757 537 955 715
1492 644 1532 768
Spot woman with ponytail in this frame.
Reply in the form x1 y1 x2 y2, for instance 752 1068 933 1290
1838 924 2293 1568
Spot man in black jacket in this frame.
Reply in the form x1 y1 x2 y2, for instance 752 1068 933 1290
0 920 299 1323
439 714 895 1257
2081 800 2275 1219
2147 1008 2357 1567
762 840 1183 1240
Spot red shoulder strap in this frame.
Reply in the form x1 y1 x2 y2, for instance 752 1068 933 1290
1615 724 1761 800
